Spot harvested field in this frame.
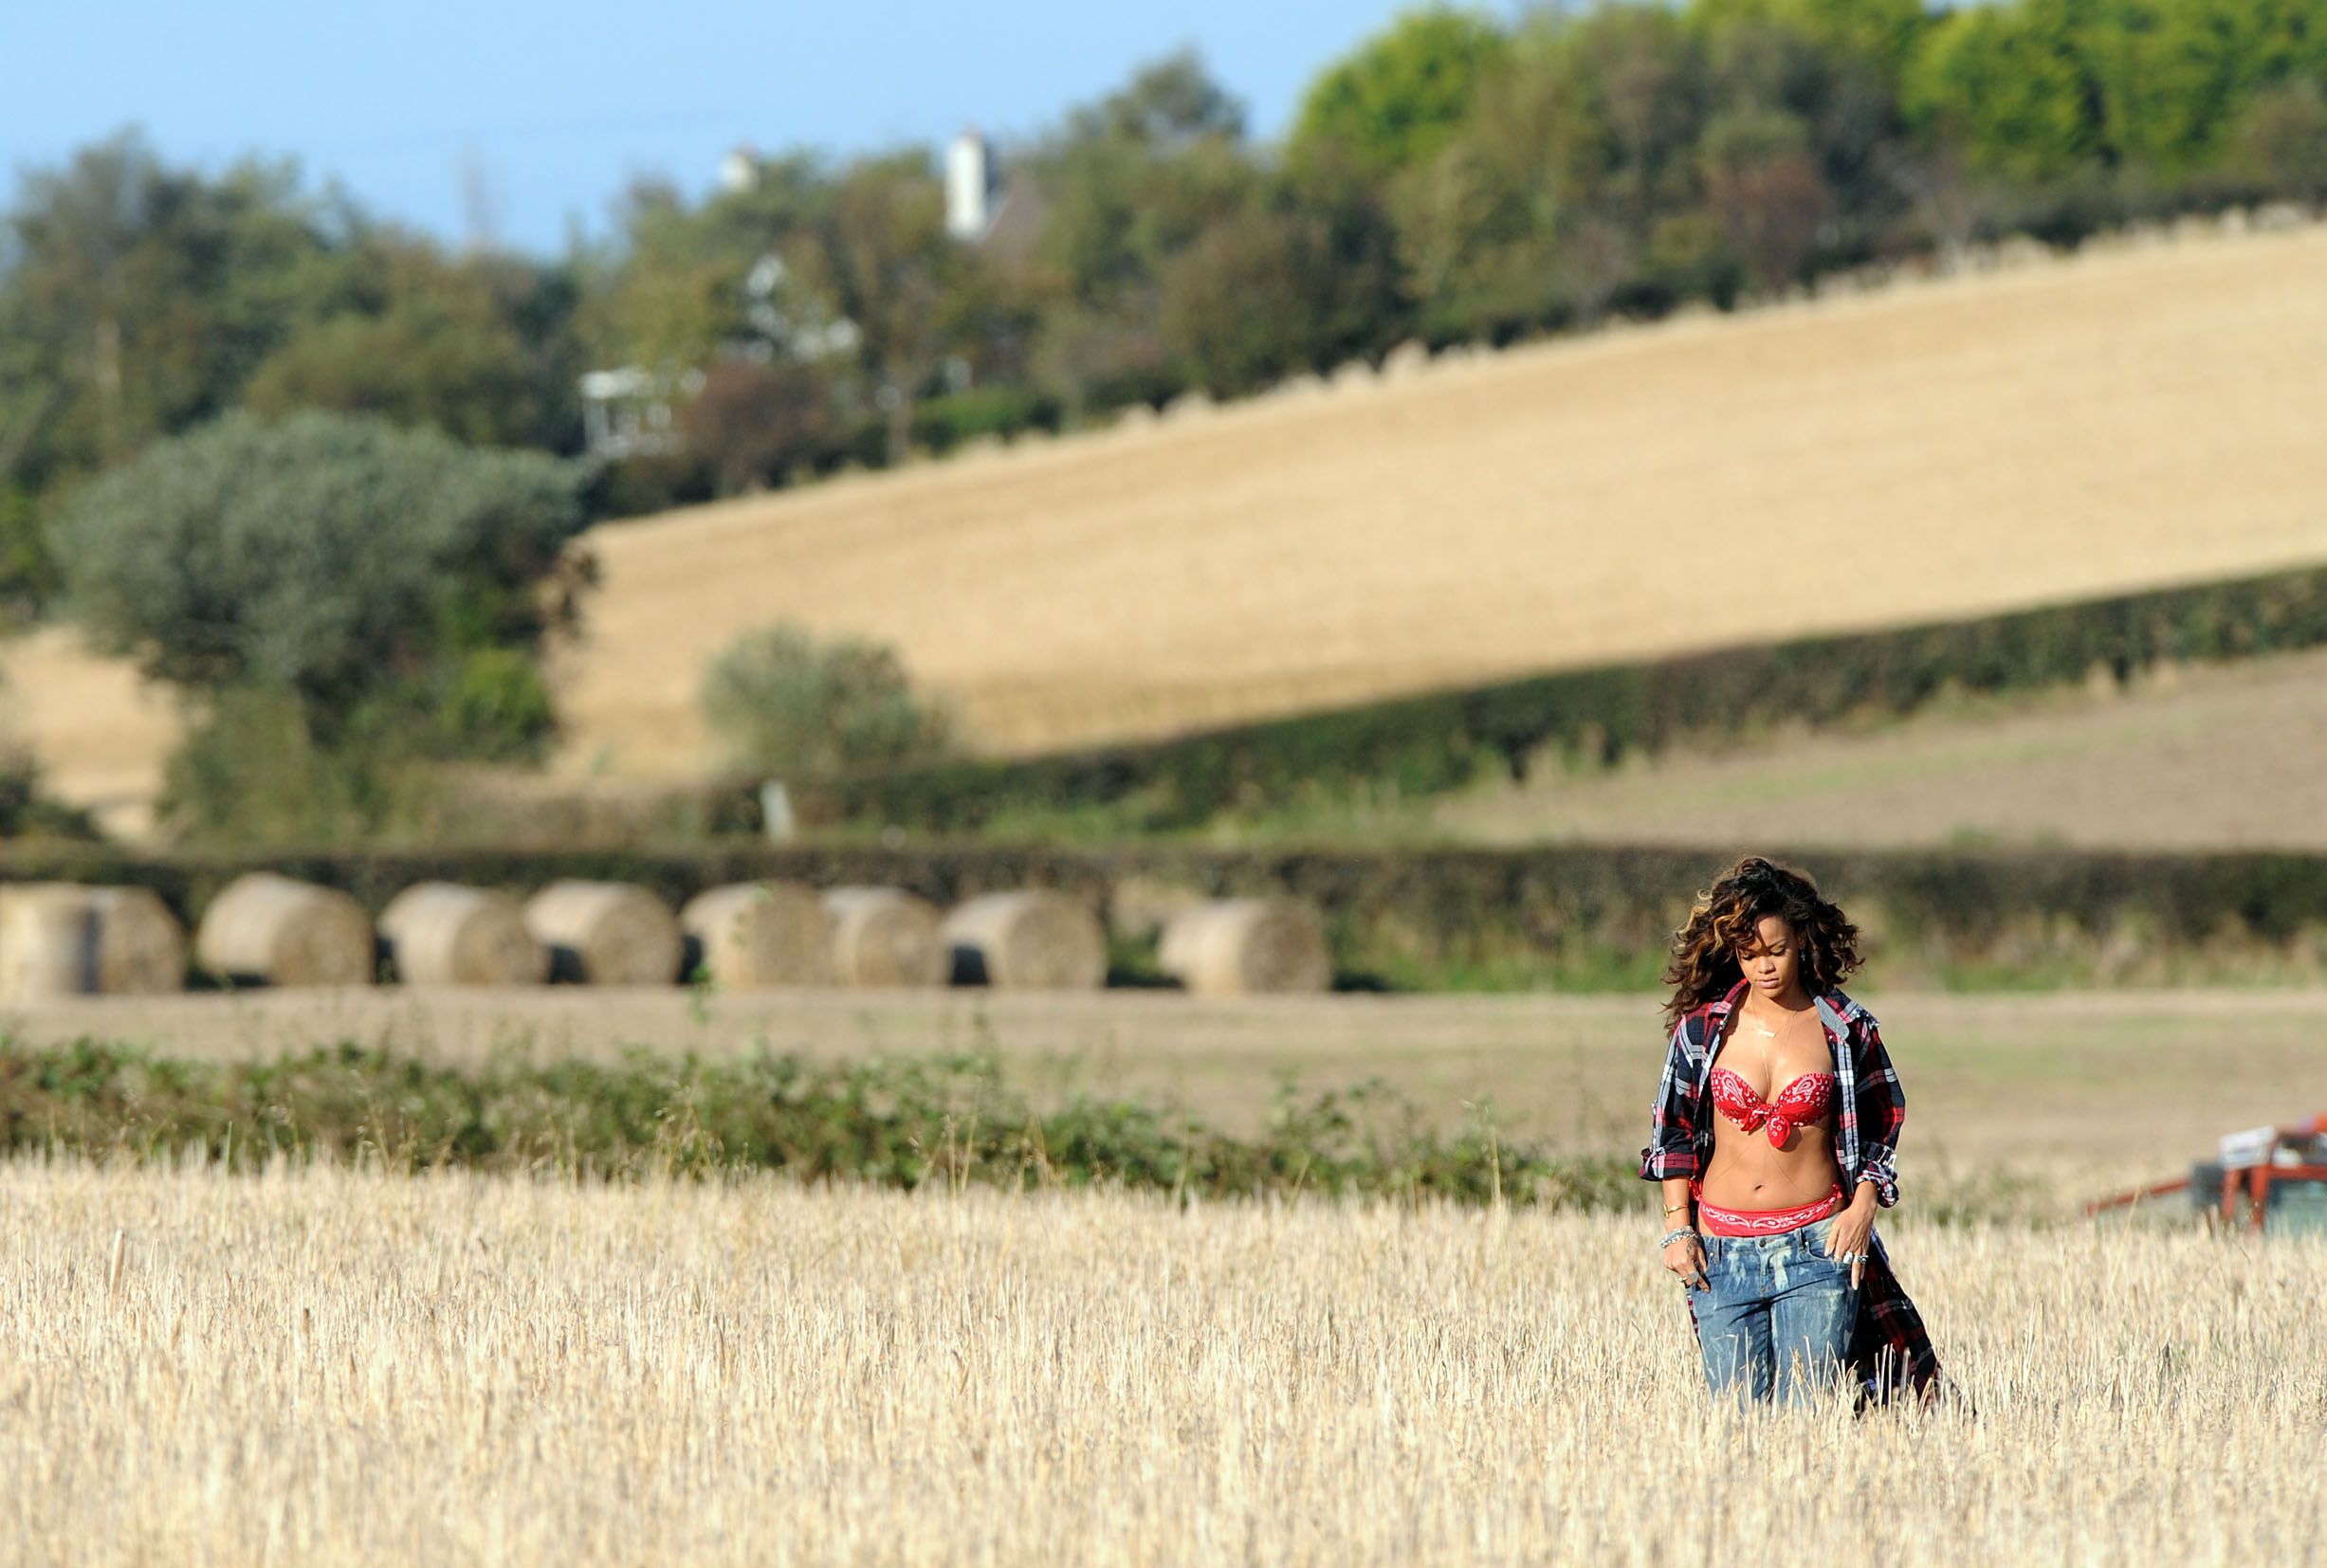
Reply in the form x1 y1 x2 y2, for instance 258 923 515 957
1 1162 2317 1565
6 985 2321 1198
1428 644 2327 850
554 223 2327 775
9 224 2327 824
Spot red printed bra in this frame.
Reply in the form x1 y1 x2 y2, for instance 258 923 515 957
1708 1067 1836 1147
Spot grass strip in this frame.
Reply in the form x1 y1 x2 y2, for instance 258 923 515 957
0 1039 1637 1207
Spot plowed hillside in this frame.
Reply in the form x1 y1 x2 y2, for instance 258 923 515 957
9 222 2327 824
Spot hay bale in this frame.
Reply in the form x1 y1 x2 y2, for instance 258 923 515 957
194 872 375 989
522 881 683 986
821 886 947 988
379 883 548 988
1159 898 1332 996
0 884 186 1000
940 890 1106 991
681 883 833 989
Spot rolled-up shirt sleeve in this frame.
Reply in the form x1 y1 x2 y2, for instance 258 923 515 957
1852 1015 1906 1208
1639 1016 1704 1184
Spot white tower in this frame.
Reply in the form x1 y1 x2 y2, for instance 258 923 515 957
945 130 996 241
719 145 760 195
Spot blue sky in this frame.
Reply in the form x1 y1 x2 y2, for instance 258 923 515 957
6 1 1522 254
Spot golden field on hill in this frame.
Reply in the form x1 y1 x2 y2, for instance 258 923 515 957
9 222 2327 830
2 1163 2315 1566
559 222 2327 776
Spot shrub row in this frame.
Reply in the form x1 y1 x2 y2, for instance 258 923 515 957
706 562 2327 835
0 1041 1631 1206
7 842 2327 991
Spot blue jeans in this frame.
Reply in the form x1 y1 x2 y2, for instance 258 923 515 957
1688 1213 1859 1406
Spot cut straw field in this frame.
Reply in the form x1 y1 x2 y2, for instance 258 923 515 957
1 1163 2316 1566
563 222 2327 774
8 221 2327 827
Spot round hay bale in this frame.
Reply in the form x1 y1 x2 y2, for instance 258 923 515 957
821 886 946 988
522 881 683 986
1159 897 1332 996
379 883 548 988
0 884 186 1000
940 890 1106 991
681 882 833 989
194 872 375 989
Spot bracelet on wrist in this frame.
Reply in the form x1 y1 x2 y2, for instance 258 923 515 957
1657 1227 1698 1250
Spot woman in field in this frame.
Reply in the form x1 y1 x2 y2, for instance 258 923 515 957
1640 856 1939 1406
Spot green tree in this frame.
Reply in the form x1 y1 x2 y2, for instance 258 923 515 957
245 237 579 451
1292 10 1513 181
1159 207 1337 395
1904 2 2098 181
0 135 344 470
700 623 953 777
786 152 978 463
1689 0 1930 85
578 156 837 375
675 358 838 494
2236 79 2327 201
1024 53 1260 412
1698 108 1834 292
2089 0 2327 173
1386 22 1593 337
49 410 584 720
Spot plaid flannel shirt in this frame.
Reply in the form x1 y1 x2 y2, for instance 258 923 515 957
1640 979 1940 1404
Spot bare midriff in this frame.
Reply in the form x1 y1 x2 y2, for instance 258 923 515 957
1697 1026 1843 1212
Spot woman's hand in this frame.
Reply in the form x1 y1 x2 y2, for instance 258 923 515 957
1825 1197 1877 1289
1663 1231 1708 1290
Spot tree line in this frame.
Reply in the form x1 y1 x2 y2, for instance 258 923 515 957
1 0 2322 842
8 0 2324 578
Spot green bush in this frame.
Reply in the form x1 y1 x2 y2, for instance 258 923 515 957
0 1040 1633 1206
429 647 559 763
157 687 445 847
699 623 954 778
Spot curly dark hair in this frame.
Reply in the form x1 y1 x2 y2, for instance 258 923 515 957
1662 856 1862 1026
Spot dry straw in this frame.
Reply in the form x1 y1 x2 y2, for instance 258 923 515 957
0 883 184 1000
3 1165 2318 1566
379 883 548 987
1159 896 1332 994
680 882 833 988
821 886 947 987
523 881 684 986
940 890 1106 990
193 872 374 989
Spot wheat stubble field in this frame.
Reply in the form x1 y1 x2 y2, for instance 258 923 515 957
555 222 2327 776
2 1165 2318 1567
